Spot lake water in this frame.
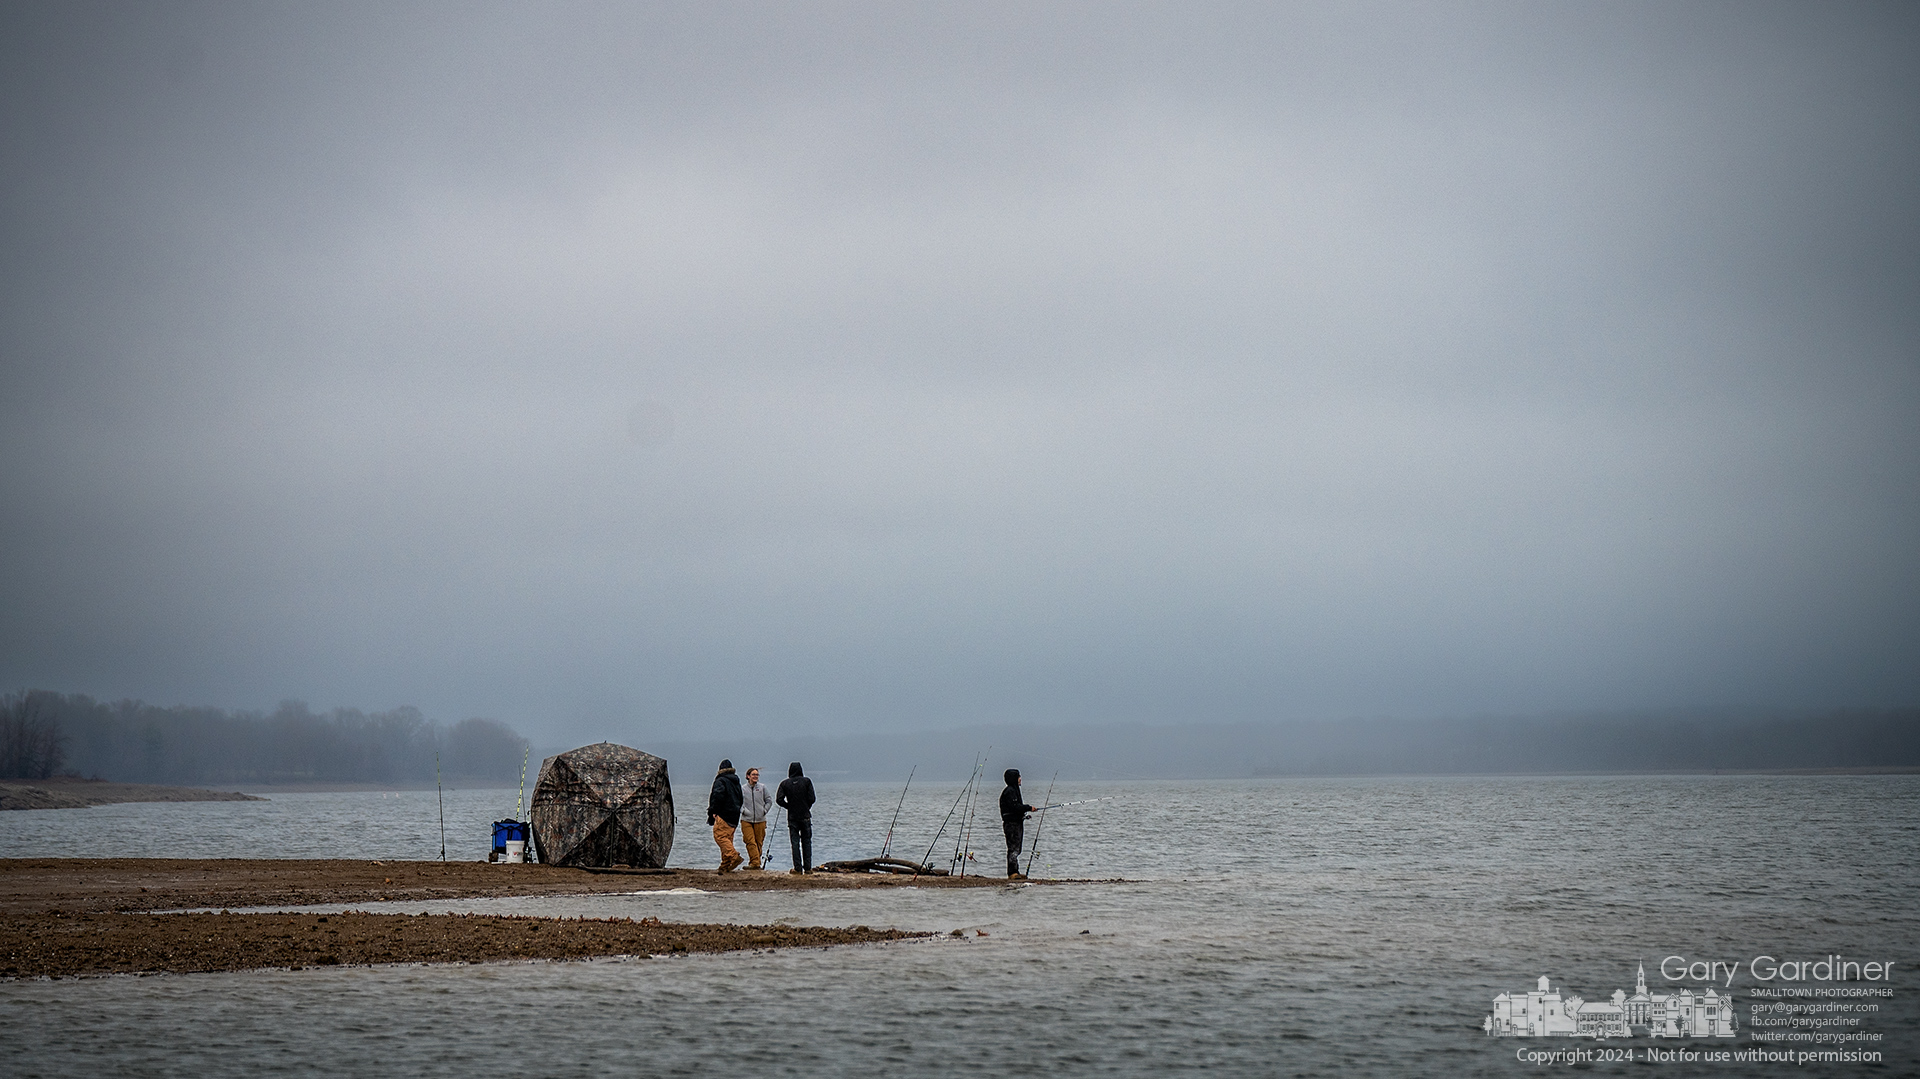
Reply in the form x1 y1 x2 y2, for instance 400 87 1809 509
5 775 1916 1077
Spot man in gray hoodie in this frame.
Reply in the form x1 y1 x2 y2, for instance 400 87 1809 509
739 766 773 870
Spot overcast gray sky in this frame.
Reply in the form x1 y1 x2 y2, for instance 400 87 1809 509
2 2 1916 744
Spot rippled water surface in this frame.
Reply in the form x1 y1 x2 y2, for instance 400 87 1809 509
6 775 1916 1077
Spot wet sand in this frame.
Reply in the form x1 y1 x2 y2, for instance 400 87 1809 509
3 910 923 977
0 858 1020 977
0 858 1029 916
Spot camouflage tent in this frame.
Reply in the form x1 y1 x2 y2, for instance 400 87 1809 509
530 742 674 867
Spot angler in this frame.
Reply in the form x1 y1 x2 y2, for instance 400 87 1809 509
776 761 817 874
998 768 1038 879
707 759 745 873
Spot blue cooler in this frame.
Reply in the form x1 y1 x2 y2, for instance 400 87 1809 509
492 819 530 863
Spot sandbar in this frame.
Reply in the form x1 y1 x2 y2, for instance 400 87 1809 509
0 778 264 811
0 858 1023 977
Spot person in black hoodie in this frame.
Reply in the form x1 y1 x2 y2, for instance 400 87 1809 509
999 768 1037 879
707 759 745 873
774 761 816 874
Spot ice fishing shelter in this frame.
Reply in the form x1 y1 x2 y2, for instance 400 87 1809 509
529 742 674 868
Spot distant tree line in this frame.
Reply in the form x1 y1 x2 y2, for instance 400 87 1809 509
3 690 531 786
1 691 68 779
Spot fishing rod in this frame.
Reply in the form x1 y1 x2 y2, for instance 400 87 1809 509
764 811 784 870
879 765 915 859
1032 797 1114 811
513 744 530 821
952 752 987 876
920 753 981 871
963 750 992 873
435 750 447 863
1022 771 1058 879
956 752 975 867
948 748 990 875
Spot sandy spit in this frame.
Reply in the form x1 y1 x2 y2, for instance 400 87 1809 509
0 778 263 811
2 910 925 977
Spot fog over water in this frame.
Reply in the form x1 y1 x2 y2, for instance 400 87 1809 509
2 3 1916 746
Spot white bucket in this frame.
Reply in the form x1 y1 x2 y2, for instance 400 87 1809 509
504 840 526 863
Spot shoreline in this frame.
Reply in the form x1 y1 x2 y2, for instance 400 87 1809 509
0 778 264 811
0 857 1058 917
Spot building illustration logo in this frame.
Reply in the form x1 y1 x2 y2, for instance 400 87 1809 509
1485 963 1737 1039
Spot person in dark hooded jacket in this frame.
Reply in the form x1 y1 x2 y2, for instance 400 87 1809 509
707 759 745 872
999 768 1037 879
774 762 816 873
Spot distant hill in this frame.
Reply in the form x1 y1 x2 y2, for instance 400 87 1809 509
621 709 1920 782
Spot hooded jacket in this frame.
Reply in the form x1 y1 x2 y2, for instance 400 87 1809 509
1000 768 1034 825
775 762 816 823
708 766 744 827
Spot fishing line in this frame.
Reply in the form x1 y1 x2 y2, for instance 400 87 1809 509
1023 771 1057 878
1032 797 1115 811
921 752 981 870
879 765 914 859
952 753 986 875
954 748 990 875
948 768 972 874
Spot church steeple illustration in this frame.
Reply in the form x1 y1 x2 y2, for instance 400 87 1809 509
1636 961 1647 995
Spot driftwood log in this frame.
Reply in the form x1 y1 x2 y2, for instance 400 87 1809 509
817 856 950 876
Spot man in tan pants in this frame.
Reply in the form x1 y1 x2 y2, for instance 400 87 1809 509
707 759 745 872
739 766 773 869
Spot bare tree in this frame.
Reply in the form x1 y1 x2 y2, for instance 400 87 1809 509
0 690 67 779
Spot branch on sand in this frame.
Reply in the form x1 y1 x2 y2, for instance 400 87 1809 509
817 856 949 876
